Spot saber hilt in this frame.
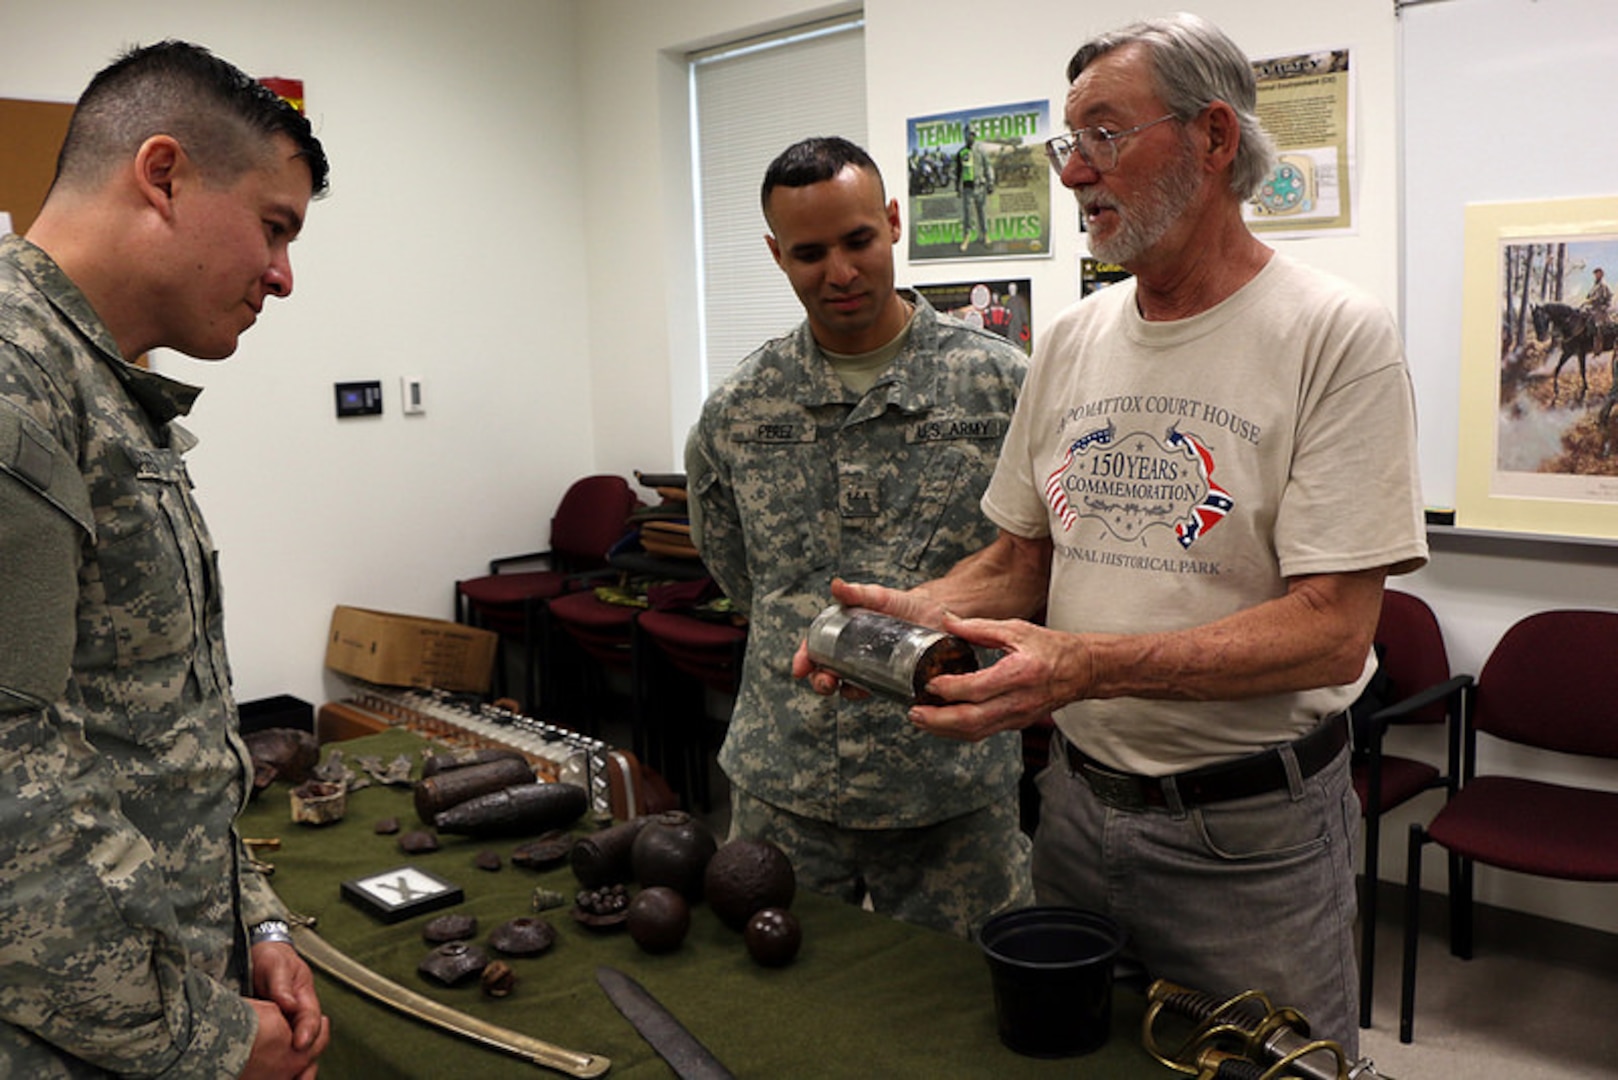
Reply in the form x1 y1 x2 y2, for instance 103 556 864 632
1143 979 1395 1080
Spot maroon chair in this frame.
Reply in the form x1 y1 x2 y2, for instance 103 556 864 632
635 608 747 811
1352 589 1470 1028
1399 609 1618 1043
454 475 639 713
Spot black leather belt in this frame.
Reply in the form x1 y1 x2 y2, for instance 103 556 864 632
1062 713 1349 811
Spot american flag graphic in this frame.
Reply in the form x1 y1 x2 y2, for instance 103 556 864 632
1044 422 1114 531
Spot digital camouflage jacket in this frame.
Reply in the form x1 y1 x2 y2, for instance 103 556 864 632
688 292 1026 828
0 234 277 1077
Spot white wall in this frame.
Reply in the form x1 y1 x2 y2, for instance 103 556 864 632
1 0 598 709
6 0 1615 933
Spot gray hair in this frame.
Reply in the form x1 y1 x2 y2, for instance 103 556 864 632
1066 12 1276 199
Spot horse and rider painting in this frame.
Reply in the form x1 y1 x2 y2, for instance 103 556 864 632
1501 238 1618 469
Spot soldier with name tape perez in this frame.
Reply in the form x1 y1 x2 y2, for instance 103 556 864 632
686 136 1032 938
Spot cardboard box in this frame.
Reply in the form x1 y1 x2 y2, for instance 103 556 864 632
325 606 497 694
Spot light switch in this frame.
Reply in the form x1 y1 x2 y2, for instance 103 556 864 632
402 376 425 415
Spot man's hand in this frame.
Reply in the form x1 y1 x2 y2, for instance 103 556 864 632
242 942 329 1078
906 614 1091 742
241 998 328 1080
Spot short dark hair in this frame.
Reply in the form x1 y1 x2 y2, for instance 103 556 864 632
53 40 330 198
760 136 882 218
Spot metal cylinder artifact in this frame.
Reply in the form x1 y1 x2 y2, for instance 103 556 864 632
805 604 978 705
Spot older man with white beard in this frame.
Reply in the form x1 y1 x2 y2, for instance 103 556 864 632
800 12 1426 1053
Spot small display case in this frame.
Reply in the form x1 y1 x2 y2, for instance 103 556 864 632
341 865 463 924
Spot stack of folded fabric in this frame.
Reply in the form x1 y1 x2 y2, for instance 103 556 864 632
631 471 699 560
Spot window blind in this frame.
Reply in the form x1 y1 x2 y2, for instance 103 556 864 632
692 16 867 395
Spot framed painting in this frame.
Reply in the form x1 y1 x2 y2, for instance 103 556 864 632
1456 196 1618 538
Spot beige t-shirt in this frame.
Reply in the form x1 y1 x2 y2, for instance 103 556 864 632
983 254 1427 774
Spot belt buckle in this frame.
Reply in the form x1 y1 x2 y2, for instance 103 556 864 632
1079 763 1148 812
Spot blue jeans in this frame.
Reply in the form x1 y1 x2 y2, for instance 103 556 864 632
1033 733 1361 1057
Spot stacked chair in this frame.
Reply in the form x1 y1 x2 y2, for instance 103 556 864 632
547 472 744 811
1398 608 1618 1043
631 472 701 561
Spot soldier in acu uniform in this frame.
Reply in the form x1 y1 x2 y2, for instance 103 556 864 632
686 137 1032 938
0 41 331 1077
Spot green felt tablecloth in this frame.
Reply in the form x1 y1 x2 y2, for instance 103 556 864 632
238 729 1166 1079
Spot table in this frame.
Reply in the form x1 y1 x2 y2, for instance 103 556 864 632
238 729 1170 1079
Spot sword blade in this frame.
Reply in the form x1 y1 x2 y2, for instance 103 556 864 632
293 925 609 1077
595 966 736 1080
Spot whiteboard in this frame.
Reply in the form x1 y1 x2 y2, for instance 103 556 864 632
1400 0 1618 508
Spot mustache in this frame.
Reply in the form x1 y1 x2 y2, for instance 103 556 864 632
1076 191 1112 214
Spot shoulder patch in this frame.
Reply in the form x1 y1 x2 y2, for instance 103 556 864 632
0 401 93 535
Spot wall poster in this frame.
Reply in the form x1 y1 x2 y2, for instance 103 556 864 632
906 100 1052 262
912 279 1032 355
1457 196 1618 539
1244 48 1355 237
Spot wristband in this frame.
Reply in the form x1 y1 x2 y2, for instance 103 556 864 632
249 919 295 948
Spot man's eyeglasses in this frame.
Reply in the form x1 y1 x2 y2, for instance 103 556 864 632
1044 114 1178 174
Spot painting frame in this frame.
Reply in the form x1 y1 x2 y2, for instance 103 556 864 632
1457 196 1618 539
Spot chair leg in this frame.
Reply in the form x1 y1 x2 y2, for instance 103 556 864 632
521 600 542 718
1359 810 1381 1028
683 684 712 813
1399 822 1427 1044
628 627 656 781
631 630 688 807
1451 853 1474 960
538 608 577 725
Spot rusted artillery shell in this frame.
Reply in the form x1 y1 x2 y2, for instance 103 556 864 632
413 757 536 824
433 782 589 838
489 916 557 957
418 941 490 986
420 746 531 779
570 817 651 889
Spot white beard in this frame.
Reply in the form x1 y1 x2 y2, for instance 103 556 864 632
1079 135 1203 266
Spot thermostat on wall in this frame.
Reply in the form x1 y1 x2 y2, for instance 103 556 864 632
335 381 383 418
